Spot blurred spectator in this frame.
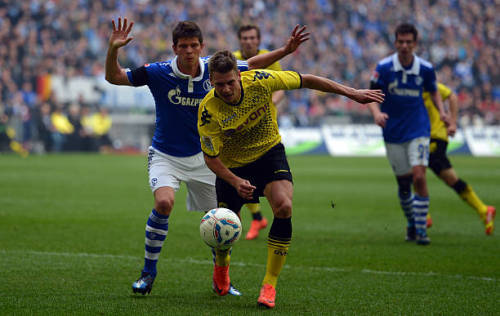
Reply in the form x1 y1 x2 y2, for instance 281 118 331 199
80 105 97 152
65 103 84 151
0 0 498 142
0 113 11 152
0 112 28 156
91 107 113 153
33 102 53 152
50 105 73 152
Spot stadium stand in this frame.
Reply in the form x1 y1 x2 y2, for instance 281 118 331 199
0 0 498 152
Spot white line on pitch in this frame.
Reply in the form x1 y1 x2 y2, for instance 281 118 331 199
1 249 496 282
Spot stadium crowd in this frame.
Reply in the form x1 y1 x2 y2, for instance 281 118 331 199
0 0 498 151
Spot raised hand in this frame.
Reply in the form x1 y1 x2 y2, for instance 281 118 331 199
283 25 310 54
109 17 134 49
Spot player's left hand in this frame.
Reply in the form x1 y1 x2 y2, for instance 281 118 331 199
284 25 310 54
352 89 385 104
447 122 457 137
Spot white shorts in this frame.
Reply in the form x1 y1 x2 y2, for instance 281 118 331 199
147 147 217 212
385 137 430 176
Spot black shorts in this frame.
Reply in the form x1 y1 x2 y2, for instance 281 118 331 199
428 138 452 175
216 143 293 213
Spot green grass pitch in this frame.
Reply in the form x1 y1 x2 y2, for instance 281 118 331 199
0 153 498 315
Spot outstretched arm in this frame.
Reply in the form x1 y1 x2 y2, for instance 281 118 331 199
301 74 385 104
105 17 134 86
247 25 309 70
203 154 256 200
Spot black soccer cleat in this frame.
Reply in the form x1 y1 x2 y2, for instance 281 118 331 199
132 272 155 295
405 226 416 242
416 229 431 246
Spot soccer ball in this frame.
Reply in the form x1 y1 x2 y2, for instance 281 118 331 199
200 208 242 249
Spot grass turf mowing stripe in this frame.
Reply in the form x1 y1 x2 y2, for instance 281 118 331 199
2 249 496 282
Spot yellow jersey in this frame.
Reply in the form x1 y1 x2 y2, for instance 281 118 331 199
423 83 452 141
198 70 301 168
233 49 282 71
91 113 112 136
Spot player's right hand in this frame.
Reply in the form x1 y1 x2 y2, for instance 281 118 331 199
374 112 389 128
235 179 256 200
109 17 134 49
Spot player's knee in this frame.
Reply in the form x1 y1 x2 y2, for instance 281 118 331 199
272 198 292 218
397 175 413 197
155 197 174 214
413 173 426 189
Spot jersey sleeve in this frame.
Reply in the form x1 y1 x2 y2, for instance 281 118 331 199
254 70 302 93
437 83 452 100
423 66 438 93
369 64 384 90
127 65 149 86
198 101 222 157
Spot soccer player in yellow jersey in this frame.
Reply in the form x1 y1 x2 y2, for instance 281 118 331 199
424 83 495 234
198 50 384 308
234 24 287 240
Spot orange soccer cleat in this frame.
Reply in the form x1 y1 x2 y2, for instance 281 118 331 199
245 218 268 240
426 213 433 228
257 284 276 309
485 206 496 235
212 265 230 296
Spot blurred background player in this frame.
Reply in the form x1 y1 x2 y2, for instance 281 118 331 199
105 17 308 296
367 23 447 245
198 50 384 308
233 24 287 240
424 82 496 234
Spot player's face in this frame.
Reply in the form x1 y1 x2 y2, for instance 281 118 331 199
395 33 416 59
211 70 241 104
239 29 260 58
173 37 204 66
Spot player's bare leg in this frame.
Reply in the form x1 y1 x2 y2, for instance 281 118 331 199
258 180 293 308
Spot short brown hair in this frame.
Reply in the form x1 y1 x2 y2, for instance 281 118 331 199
237 24 261 40
208 50 238 76
395 23 418 41
172 21 203 45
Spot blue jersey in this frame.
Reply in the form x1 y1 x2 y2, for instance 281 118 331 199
127 56 249 157
370 53 437 143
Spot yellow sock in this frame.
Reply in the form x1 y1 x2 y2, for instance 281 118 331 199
246 203 261 214
215 248 231 266
10 141 29 158
262 237 290 288
460 185 487 219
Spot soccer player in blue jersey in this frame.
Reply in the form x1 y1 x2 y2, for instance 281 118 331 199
367 23 448 245
104 17 308 296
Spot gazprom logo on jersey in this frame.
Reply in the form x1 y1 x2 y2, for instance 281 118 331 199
388 79 419 97
167 86 202 106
